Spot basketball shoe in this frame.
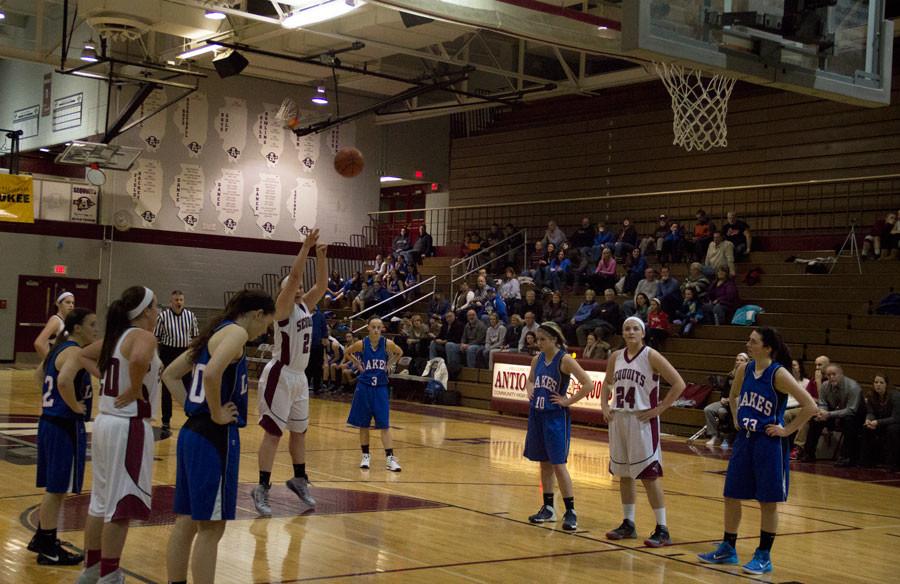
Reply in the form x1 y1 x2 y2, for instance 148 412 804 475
36 540 83 565
286 476 316 508
562 510 577 531
76 563 100 584
605 519 637 540
742 549 773 574
386 455 402 472
528 505 556 524
359 453 371 469
251 484 273 517
97 570 125 584
644 525 673 547
697 541 739 565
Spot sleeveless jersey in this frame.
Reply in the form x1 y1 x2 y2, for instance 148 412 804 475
47 314 65 345
99 328 162 418
357 337 389 387
736 360 786 432
41 340 92 420
271 302 313 372
185 321 249 428
531 349 570 413
610 346 659 411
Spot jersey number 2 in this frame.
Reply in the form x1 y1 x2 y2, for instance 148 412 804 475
42 375 55 407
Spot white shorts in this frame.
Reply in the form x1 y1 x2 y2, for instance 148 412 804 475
88 414 154 522
258 361 310 435
608 411 663 480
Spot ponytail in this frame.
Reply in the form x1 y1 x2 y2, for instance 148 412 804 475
189 289 275 362
753 326 792 369
43 307 94 374
98 286 152 372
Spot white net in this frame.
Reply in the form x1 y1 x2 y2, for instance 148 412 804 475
275 97 300 130
654 62 737 152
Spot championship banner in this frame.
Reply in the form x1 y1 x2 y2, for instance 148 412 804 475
490 353 608 425
0 175 35 223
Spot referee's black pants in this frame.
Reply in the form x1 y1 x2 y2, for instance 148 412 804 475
306 344 325 391
159 344 191 426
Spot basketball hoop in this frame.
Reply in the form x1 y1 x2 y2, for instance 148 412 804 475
654 62 737 152
275 97 301 130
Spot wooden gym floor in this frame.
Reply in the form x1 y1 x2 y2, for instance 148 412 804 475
1 368 898 583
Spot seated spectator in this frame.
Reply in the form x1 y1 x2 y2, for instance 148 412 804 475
402 314 430 359
861 374 899 471
395 254 409 281
547 249 572 292
613 217 638 261
681 262 710 300
587 247 618 294
784 358 814 459
691 208 716 262
470 275 492 315
802 364 865 466
806 355 829 399
342 271 364 302
351 281 374 313
722 211 752 259
581 331 611 360
515 289 543 322
453 281 474 315
405 263 420 291
619 247 648 295
393 227 412 257
446 309 487 374
335 332 360 392
566 289 599 346
702 267 740 325
428 292 450 322
703 353 750 447
428 311 464 362
487 313 524 369
863 210 898 261
521 330 539 356
672 287 703 336
481 287 508 324
401 224 433 265
366 253 386 279
369 279 393 308
623 267 659 317
518 311 540 351
595 288 623 336
385 269 403 295
499 266 521 305
541 220 567 249
591 221 616 262
641 214 670 256
660 222 686 264
656 265 682 316
704 231 736 278
543 291 568 326
481 313 507 370
632 292 650 322
645 298 670 349
324 270 345 307
570 217 596 270
523 240 548 287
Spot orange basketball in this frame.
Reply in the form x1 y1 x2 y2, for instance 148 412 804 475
334 147 364 178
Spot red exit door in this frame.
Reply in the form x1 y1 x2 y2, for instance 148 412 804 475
15 276 99 357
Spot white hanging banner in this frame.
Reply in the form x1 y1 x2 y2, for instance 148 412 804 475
216 97 248 163
174 91 208 158
250 173 282 239
287 177 317 235
255 103 284 167
170 164 205 231
136 88 168 151
127 158 163 227
69 184 98 224
210 168 244 234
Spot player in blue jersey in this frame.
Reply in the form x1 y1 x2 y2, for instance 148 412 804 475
344 317 404 471
698 327 817 575
30 307 98 566
162 289 275 584
524 322 595 531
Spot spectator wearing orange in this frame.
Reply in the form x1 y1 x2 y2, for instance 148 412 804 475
692 209 716 262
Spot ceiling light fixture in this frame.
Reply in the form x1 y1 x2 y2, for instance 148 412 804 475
205 10 226 20
177 43 221 60
282 0 364 29
311 85 328 105
39 148 51 153
80 39 99 62
379 176 402 183
0 11 6 21
598 26 608 30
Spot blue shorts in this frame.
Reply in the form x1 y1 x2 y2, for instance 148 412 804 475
174 416 240 521
347 384 390 429
523 408 571 465
36 415 86 494
724 430 790 503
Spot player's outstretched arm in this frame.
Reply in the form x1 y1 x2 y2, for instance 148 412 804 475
303 243 330 307
277 229 318 320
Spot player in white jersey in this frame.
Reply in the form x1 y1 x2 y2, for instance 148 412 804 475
602 316 686 549
77 286 161 584
34 290 75 359
252 228 329 516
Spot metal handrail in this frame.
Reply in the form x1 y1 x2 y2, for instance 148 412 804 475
449 231 529 301
346 275 437 323
352 290 436 334
450 228 527 270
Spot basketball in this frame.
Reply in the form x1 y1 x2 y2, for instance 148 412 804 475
334 147 364 178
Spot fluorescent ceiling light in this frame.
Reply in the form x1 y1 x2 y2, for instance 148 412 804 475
39 148 51 152
282 0 364 29
0 12 6 20
598 26 608 30
177 44 220 60
205 11 226 20
311 85 328 105
380 176 402 183
72 71 107 80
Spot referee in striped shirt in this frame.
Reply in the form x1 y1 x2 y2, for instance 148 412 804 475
154 290 199 439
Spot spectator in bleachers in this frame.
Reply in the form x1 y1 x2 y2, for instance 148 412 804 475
645 298 670 349
428 310 464 363
499 266 521 305
702 266 740 325
660 222 686 264
566 289 599 346
516 289 543 322
704 352 750 447
784 359 814 459
613 217 639 261
632 292 650 322
392 227 412 258
524 240 548 288
367 253 386 279
596 288 623 336
401 314 430 359
482 313 507 370
351 281 373 314
807 355 829 399
428 292 450 322
582 331 610 360
543 291 568 326
481 287 508 325
641 214 670 257
863 211 898 261
592 221 616 262
369 279 393 308
405 263 419 291
324 270 345 307
672 287 703 336
656 265 682 316
541 220 567 249
453 281 474 315
791 359 811 390
470 275 492 315
518 311 540 351
722 212 752 259
521 331 539 356
623 267 660 317
548 249 573 292
619 247 648 295
395 253 409 280
588 247 618 294
691 209 716 262
571 217 596 268
802 364 864 466
704 231 736 278
446 309 487 373
401 224 433 266
860 374 899 471
386 269 403 295
681 262 710 300
502 314 524 352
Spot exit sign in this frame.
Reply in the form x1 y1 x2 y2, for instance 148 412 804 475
53 265 67 275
